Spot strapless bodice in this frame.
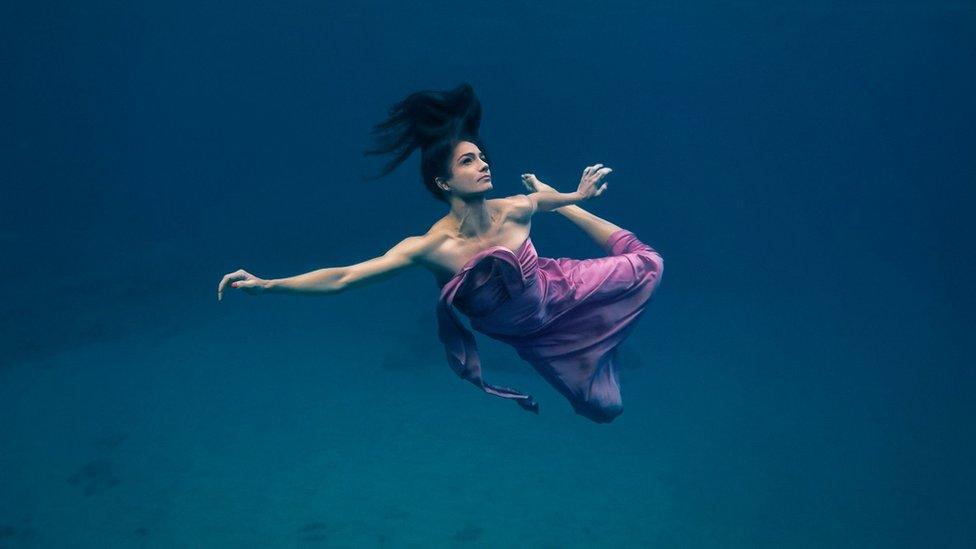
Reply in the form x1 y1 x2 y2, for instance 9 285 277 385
447 236 539 318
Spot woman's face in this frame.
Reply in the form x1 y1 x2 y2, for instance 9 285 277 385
439 141 492 197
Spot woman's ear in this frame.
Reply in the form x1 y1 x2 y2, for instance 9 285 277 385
435 177 450 192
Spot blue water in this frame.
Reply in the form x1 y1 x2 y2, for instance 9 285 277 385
2 1 973 547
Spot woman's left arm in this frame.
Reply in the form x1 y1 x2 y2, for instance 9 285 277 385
516 163 611 217
506 191 584 223
530 191 587 213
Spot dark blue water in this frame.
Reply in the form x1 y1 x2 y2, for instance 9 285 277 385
2 1 973 546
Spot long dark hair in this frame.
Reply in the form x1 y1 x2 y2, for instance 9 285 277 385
363 83 488 203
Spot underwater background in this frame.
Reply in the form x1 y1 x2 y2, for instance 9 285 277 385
2 1 973 547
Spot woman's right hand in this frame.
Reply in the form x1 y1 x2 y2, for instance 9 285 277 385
217 269 270 301
576 163 612 200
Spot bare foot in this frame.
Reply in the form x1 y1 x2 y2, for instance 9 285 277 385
521 173 558 194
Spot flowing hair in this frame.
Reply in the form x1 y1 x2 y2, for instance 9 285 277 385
363 83 488 203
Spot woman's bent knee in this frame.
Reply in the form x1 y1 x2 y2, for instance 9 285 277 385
574 387 624 423
575 400 624 423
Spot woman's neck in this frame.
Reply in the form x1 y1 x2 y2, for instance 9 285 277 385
450 199 496 238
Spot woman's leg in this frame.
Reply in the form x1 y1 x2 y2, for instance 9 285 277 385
522 174 623 254
553 204 623 255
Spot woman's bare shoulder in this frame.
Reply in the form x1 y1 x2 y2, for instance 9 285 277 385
493 195 534 223
414 218 456 259
489 195 524 210
410 220 464 283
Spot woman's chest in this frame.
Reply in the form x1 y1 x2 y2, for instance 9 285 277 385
426 222 531 287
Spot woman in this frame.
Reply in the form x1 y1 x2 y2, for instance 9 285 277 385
217 83 664 423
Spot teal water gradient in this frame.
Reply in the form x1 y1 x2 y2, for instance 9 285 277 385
1 1 973 546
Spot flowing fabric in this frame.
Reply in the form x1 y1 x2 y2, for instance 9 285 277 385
436 229 663 423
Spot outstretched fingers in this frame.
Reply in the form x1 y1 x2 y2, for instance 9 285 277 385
584 164 612 179
584 163 604 176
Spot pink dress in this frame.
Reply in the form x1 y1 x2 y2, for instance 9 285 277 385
436 229 664 423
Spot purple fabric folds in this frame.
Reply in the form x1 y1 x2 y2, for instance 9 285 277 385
436 229 663 423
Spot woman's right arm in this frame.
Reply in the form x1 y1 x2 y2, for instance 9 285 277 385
217 235 428 300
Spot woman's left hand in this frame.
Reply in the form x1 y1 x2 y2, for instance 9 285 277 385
217 269 270 301
576 163 612 200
